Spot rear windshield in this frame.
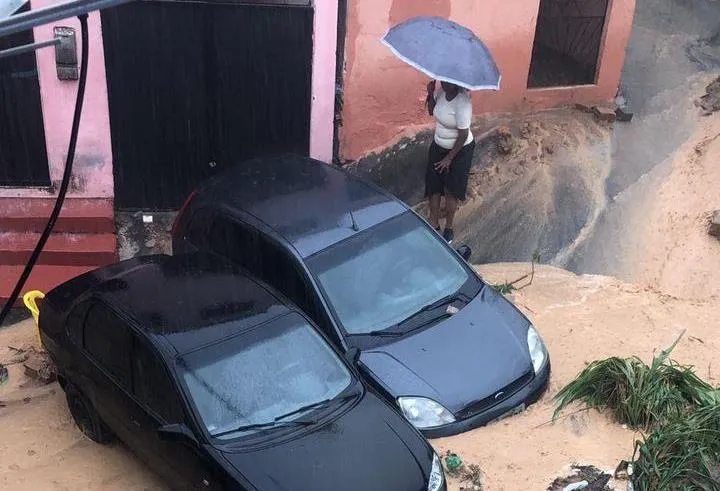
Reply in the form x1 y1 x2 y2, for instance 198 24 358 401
179 314 353 439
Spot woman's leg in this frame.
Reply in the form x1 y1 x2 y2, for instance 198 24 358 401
426 142 447 230
428 194 442 229
442 141 475 242
444 192 458 230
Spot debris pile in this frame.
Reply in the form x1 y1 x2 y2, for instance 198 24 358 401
444 451 484 491
3 345 57 386
698 76 720 115
547 465 614 491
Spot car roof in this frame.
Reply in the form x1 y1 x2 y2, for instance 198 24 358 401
47 253 297 354
194 154 408 257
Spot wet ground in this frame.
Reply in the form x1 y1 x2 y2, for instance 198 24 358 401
562 0 720 279
447 0 720 281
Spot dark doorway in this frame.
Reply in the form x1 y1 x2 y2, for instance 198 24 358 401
527 0 610 88
101 1 313 210
0 3 51 187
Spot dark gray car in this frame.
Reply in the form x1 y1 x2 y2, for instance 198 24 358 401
172 154 550 437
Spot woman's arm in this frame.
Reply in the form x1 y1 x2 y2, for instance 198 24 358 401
434 128 469 173
425 80 437 116
435 94 472 173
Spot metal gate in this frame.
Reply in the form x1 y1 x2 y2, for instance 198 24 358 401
0 3 50 187
101 1 313 210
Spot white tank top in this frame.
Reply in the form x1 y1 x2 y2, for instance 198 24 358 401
433 90 474 150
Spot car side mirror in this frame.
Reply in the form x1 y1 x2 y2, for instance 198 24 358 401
346 347 361 364
456 245 472 261
158 423 197 445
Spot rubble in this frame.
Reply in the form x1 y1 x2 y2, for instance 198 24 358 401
496 126 515 155
709 210 720 237
592 106 617 123
698 76 720 115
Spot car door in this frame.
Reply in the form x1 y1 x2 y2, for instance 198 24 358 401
128 336 226 491
80 301 136 443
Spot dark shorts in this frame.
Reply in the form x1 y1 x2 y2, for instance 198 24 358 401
425 140 476 201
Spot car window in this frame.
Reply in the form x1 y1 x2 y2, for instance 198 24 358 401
66 300 91 342
179 314 354 440
83 303 132 388
257 238 318 319
207 218 326 328
185 207 212 246
207 216 261 273
132 337 184 423
307 212 475 335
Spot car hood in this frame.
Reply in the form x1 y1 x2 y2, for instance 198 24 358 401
360 286 533 414
221 394 431 491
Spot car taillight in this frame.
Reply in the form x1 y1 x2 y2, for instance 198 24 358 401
171 189 198 236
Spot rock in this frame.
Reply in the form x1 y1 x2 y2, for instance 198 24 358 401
22 350 57 385
563 481 588 491
698 76 720 115
710 210 720 237
520 122 531 139
575 103 594 113
615 106 634 122
496 126 515 155
592 106 617 123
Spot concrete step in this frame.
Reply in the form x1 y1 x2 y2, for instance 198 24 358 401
0 232 117 266
0 197 115 234
0 264 98 307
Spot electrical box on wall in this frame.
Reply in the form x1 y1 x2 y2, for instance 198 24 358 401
54 26 78 80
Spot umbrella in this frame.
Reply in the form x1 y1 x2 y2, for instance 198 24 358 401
381 16 501 91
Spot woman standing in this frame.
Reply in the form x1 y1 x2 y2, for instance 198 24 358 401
425 80 476 243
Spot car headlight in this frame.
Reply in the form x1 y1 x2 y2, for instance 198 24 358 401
527 325 547 374
428 453 444 491
397 397 455 428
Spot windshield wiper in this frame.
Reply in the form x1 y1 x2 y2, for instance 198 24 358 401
213 418 315 438
393 291 470 328
353 329 406 337
273 392 357 422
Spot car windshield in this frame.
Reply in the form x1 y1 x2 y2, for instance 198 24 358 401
307 212 472 335
178 314 353 440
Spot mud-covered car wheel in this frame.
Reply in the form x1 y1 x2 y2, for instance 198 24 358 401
65 384 113 444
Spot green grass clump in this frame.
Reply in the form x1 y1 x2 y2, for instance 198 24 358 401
554 333 720 490
493 282 516 294
554 335 712 430
632 402 720 491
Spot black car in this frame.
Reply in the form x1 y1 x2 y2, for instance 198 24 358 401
172 154 551 438
38 253 445 491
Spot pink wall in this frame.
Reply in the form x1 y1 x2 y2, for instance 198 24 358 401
310 0 339 163
340 0 636 160
0 3 114 199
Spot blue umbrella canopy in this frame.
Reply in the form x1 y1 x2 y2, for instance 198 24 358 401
382 16 501 91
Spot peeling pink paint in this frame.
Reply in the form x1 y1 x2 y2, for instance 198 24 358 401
0 4 114 199
340 0 636 160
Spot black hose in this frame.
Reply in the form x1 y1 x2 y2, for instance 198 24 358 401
0 13 90 327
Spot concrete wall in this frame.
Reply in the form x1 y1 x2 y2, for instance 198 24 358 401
340 0 636 161
0 5 114 199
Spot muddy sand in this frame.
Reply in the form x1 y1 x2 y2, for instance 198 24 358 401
2 261 719 490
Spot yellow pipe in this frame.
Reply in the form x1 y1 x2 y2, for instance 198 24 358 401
23 290 45 349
